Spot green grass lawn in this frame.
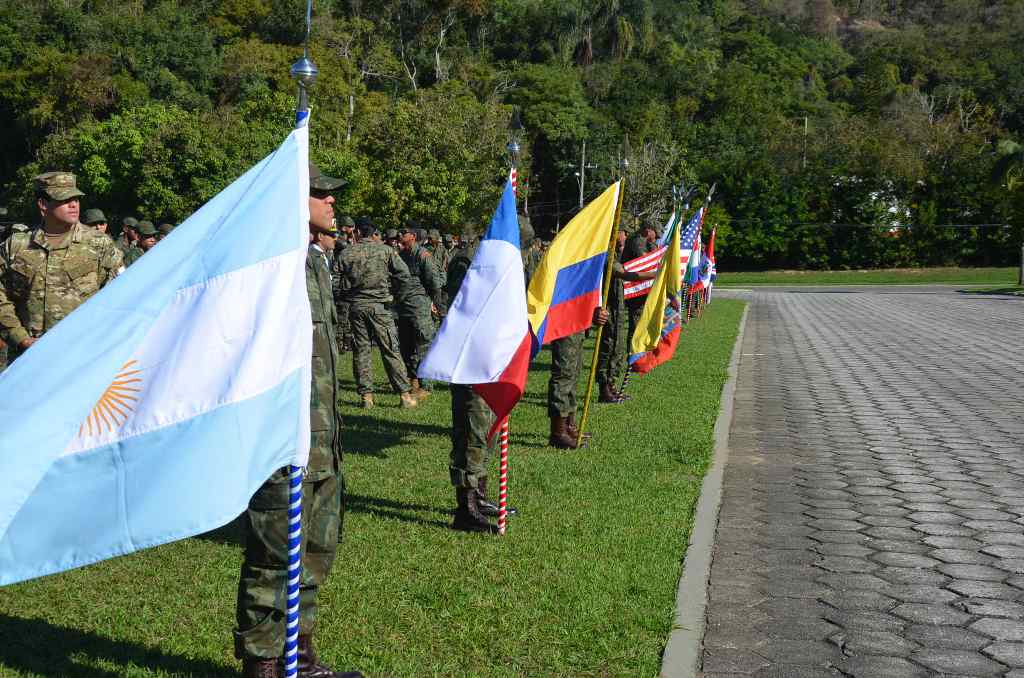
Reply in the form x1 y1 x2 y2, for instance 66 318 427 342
0 299 746 678
716 266 1018 286
960 284 1024 296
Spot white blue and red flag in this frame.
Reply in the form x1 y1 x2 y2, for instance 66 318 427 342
418 177 531 437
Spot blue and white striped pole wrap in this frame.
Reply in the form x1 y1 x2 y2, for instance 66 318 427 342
283 464 303 677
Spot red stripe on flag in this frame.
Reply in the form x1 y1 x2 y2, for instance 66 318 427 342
629 324 681 374
475 332 532 440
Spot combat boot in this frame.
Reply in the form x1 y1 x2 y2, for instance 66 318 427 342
400 391 419 408
598 382 624 404
565 412 591 444
410 378 431 400
360 394 374 409
296 634 364 678
548 416 581 449
476 477 517 517
452 487 498 533
242 657 281 678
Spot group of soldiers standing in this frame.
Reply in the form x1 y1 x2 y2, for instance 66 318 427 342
0 166 661 678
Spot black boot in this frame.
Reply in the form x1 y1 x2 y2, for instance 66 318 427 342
549 416 581 449
476 477 517 517
452 487 499 533
598 382 624 404
242 658 281 678
296 634 364 678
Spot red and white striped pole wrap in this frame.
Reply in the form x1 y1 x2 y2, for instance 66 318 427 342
495 166 517 536
498 418 510 534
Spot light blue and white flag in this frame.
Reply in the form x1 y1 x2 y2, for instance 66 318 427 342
0 126 312 586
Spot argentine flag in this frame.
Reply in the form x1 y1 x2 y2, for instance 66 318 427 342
0 127 313 586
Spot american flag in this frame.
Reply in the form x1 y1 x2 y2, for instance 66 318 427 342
623 207 705 299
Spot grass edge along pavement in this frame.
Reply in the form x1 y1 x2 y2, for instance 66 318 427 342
716 266 1017 287
0 299 746 678
660 304 748 678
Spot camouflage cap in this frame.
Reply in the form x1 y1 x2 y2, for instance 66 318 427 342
82 208 107 225
415 227 428 243
123 217 139 229
385 228 399 239
339 215 355 228
136 220 158 236
443 233 455 243
34 171 85 201
158 222 175 235
309 163 346 191
428 228 441 240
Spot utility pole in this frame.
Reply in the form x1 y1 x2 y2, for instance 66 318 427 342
574 140 596 209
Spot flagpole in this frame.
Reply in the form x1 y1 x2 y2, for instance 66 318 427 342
576 171 627 448
284 2 316 675
497 130 522 535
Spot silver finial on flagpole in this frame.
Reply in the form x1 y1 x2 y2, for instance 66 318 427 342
291 0 318 119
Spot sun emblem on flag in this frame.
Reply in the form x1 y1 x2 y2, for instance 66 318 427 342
79 360 143 437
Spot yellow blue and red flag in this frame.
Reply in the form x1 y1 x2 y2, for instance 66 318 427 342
527 181 621 346
628 209 684 374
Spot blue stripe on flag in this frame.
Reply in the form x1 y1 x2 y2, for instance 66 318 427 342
0 369 303 586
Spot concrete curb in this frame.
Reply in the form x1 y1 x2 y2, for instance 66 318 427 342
659 303 750 678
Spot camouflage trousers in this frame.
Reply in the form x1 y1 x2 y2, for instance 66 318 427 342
350 303 411 395
335 301 352 353
234 434 344 659
0 342 7 374
449 384 496 488
398 309 435 387
626 302 644 351
548 331 585 418
596 296 627 388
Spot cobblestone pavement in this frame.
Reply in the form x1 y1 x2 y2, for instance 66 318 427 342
701 288 1024 677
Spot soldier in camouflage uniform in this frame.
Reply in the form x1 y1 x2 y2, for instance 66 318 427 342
0 172 123 366
117 216 139 255
82 208 109 235
547 297 609 449
397 227 444 399
123 221 158 266
156 222 175 241
335 219 418 409
622 222 658 347
596 230 656 404
330 216 356 354
234 165 362 678
426 228 450 273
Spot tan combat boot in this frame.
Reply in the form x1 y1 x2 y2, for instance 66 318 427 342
400 391 419 408
360 393 374 409
410 377 431 400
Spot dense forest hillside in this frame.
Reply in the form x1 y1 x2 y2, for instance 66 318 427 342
1 0 1022 269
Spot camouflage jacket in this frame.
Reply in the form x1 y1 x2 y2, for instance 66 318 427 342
123 245 143 267
307 244 341 477
0 222 123 347
335 239 412 308
398 244 444 314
